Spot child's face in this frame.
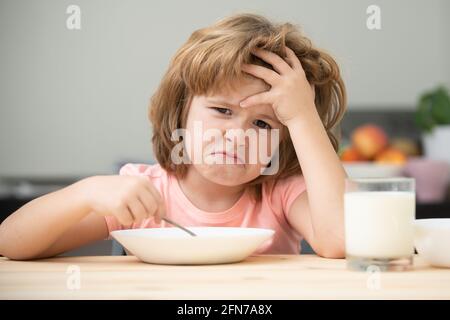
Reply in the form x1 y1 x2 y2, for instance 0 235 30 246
183 77 284 187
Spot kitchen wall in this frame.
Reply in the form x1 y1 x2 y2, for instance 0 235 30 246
0 0 449 177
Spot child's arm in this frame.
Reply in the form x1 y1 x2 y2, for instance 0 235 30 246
0 175 166 260
286 112 346 259
0 177 109 260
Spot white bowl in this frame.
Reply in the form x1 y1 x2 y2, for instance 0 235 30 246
111 227 275 265
343 162 405 178
414 219 450 268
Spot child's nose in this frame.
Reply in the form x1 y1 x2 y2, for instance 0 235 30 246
223 127 251 147
221 116 249 133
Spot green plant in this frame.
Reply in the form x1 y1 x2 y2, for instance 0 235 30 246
415 86 450 133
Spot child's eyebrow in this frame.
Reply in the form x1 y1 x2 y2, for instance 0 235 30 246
206 98 239 108
206 98 279 123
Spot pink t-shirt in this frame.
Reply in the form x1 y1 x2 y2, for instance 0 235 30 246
104 163 307 254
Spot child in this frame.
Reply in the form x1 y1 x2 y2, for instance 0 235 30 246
0 13 347 260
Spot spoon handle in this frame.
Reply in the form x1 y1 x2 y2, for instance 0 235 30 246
162 217 197 237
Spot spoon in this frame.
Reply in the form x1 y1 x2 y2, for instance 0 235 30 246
161 217 197 237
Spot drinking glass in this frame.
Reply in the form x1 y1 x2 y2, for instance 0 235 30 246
344 177 415 271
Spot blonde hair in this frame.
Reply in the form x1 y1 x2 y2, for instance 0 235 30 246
149 13 347 201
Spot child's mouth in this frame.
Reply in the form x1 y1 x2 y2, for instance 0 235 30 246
209 151 244 165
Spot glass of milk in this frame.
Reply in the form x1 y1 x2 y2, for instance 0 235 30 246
344 177 415 271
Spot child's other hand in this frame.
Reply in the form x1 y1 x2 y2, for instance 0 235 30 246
240 46 316 126
80 175 166 227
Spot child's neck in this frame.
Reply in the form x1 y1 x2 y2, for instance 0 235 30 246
178 167 246 213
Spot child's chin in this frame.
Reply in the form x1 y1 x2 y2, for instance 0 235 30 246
201 166 250 185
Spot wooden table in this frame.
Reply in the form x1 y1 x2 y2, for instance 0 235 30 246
1 254 449 299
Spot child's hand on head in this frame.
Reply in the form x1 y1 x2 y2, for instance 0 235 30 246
80 175 166 227
240 47 316 126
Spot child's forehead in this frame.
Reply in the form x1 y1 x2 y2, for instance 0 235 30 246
205 77 270 106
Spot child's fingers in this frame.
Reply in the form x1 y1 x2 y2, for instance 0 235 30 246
127 197 148 223
241 63 280 86
284 46 302 70
154 205 166 224
158 202 167 220
115 205 134 228
141 178 163 204
138 188 158 218
154 208 161 224
138 187 165 224
147 186 166 216
137 177 165 223
240 91 272 108
250 47 292 75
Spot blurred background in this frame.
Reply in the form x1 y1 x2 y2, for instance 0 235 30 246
1 0 449 254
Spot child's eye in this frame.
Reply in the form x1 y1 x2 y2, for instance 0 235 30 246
253 119 272 130
211 107 232 115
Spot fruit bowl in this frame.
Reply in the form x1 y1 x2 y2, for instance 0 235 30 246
343 162 406 178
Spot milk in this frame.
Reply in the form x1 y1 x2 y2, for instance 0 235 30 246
344 191 415 259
